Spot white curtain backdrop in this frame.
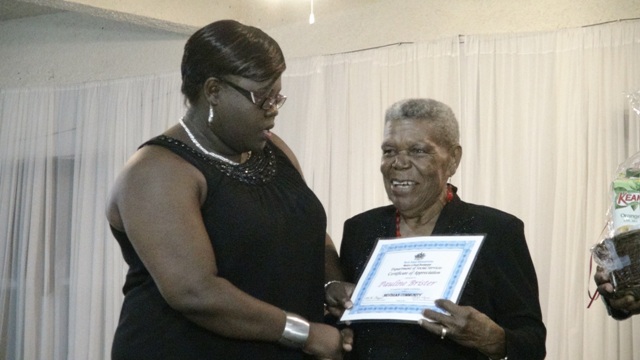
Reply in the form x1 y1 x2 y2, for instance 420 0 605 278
1 20 639 360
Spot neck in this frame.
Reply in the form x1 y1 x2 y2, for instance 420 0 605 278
402 203 443 235
179 117 247 165
396 191 448 237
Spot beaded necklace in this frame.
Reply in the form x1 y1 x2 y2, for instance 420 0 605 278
179 117 247 166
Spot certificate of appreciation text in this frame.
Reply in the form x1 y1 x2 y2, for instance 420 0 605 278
340 235 485 323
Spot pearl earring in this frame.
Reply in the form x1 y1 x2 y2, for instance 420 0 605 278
208 105 214 125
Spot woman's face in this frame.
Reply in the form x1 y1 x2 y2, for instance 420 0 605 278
211 75 283 154
380 118 458 217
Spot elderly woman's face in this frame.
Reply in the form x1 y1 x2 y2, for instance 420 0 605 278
380 118 455 216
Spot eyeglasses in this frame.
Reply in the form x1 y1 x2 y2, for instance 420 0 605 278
218 78 287 110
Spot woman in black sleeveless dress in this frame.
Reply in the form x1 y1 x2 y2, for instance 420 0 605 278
107 20 351 360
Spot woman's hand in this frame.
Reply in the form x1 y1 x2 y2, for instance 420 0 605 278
594 266 615 295
607 295 640 315
303 323 353 359
595 266 640 316
325 281 355 318
420 299 506 359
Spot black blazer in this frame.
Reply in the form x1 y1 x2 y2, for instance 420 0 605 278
339 192 546 360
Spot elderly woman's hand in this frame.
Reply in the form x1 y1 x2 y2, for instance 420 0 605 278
420 299 506 359
595 266 640 316
324 281 355 318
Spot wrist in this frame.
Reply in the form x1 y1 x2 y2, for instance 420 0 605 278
278 311 310 349
481 326 506 360
324 280 341 290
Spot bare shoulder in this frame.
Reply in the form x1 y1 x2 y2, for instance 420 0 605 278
269 132 304 177
106 144 206 230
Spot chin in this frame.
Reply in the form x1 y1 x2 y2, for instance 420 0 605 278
246 141 266 154
389 198 404 210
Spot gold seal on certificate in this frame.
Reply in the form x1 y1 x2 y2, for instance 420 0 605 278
340 235 485 323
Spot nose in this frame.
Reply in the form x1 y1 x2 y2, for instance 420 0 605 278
392 152 410 168
265 107 279 118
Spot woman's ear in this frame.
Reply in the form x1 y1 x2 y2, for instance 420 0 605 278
448 145 463 177
203 77 221 105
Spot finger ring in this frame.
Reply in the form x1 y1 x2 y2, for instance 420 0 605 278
440 326 447 340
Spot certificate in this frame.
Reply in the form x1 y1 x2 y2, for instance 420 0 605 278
340 235 485 323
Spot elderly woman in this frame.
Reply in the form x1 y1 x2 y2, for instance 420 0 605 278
334 98 546 359
107 20 350 359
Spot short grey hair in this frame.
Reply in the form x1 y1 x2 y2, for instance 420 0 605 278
384 98 459 148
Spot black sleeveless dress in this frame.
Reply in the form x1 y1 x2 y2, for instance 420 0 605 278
111 135 326 360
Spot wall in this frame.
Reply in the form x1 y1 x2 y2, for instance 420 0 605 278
269 0 640 57
0 12 186 88
1 0 639 89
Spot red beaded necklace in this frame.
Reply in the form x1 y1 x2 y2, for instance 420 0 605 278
395 184 454 237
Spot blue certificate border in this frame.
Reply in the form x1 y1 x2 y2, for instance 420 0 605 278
348 239 478 315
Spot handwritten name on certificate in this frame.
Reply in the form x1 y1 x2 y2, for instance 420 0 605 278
340 235 485 323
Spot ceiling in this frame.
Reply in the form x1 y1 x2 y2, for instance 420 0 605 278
0 0 64 21
0 0 370 34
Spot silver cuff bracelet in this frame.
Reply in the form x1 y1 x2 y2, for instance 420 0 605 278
278 311 310 349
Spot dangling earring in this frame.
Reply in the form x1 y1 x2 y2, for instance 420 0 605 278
446 182 454 203
208 105 215 125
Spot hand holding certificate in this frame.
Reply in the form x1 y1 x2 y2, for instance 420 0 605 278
340 235 485 323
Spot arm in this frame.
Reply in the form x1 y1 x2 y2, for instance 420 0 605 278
481 218 546 359
325 233 345 284
422 218 545 360
107 145 344 358
324 232 354 318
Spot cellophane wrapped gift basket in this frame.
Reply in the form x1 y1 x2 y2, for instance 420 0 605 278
591 91 640 300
